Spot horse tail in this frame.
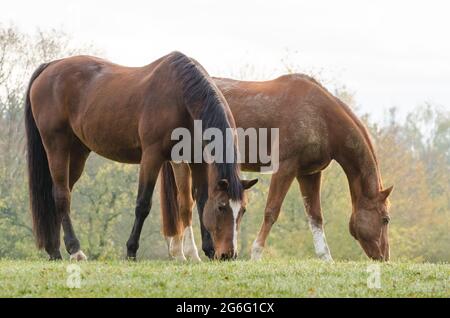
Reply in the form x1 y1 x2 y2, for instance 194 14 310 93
24 62 57 250
160 161 182 237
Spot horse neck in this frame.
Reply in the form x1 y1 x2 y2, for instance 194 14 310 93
334 122 382 208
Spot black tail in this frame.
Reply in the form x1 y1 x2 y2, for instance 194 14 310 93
160 162 182 237
25 63 57 250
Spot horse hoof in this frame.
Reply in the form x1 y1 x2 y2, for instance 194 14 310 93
173 255 187 261
188 254 202 262
184 248 202 262
48 251 63 261
70 250 87 262
319 254 334 263
251 242 264 261
251 254 263 261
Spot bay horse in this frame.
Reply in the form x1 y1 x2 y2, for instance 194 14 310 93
161 74 393 261
25 51 256 261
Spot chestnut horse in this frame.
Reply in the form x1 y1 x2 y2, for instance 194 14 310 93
25 51 256 261
161 74 393 261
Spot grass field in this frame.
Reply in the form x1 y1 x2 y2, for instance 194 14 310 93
0 259 448 297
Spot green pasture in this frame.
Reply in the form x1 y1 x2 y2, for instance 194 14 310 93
0 259 447 297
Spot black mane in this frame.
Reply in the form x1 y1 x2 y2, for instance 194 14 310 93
168 51 243 201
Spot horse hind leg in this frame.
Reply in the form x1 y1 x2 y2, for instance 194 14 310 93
64 142 90 261
183 225 201 262
167 222 201 262
42 133 72 260
297 171 333 262
44 133 88 261
161 163 201 261
173 163 201 262
165 163 200 262
168 224 201 262
168 235 186 261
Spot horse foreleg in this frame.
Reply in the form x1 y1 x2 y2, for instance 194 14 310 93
195 194 214 259
297 172 333 262
44 134 73 260
251 163 295 260
190 164 214 259
126 151 162 260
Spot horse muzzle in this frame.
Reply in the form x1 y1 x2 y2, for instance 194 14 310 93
214 250 237 261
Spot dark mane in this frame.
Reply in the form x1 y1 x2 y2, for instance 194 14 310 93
168 52 243 200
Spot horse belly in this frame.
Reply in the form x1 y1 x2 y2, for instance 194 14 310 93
91 146 142 164
72 115 142 164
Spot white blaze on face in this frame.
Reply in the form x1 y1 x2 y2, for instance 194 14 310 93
229 200 242 252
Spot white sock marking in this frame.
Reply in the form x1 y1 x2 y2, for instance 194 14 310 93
169 236 186 261
183 226 201 261
70 250 87 262
309 221 333 261
251 240 264 261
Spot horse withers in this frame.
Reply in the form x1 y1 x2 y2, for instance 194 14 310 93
25 51 256 261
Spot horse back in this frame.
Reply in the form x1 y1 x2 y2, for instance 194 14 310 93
29 55 187 163
214 75 354 173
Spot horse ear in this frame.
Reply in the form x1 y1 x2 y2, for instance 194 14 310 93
379 185 394 201
241 178 258 190
216 179 229 191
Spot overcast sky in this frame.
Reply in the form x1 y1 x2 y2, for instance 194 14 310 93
2 0 449 121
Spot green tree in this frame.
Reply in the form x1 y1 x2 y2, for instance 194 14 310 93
0 25 97 258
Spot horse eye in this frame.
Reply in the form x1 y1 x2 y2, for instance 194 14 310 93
242 208 247 214
382 216 390 225
218 205 227 212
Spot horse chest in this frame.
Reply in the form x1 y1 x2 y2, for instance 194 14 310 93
298 142 331 174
